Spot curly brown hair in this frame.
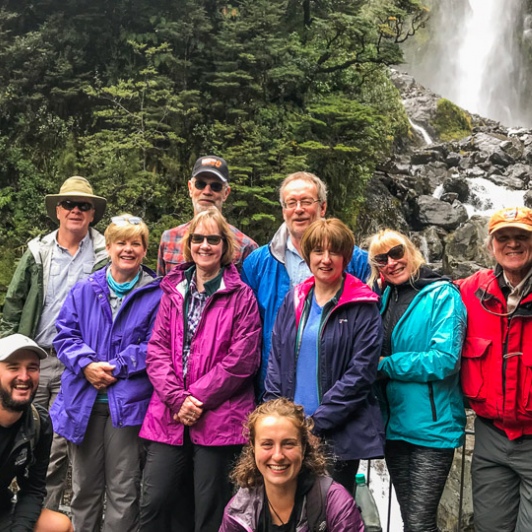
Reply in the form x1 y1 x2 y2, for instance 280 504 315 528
230 398 328 489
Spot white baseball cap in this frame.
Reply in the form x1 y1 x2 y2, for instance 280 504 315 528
0 334 48 362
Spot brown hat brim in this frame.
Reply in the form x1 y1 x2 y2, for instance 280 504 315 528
45 193 107 225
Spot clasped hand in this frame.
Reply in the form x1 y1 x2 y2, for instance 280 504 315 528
175 395 204 426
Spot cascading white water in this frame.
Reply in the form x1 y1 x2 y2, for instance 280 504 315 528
404 0 531 127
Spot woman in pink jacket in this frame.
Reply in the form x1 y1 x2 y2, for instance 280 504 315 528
139 208 262 532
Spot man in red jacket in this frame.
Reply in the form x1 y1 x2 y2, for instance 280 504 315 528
459 206 532 532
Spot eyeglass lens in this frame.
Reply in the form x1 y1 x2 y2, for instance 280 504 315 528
374 244 405 265
59 200 93 212
194 180 224 193
190 233 223 245
282 199 319 209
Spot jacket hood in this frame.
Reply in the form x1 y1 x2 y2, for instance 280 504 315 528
293 273 378 324
269 223 290 263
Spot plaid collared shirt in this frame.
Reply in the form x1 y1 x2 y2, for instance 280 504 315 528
157 221 258 276
182 275 207 378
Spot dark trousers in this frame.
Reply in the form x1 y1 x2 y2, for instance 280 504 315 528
139 432 241 532
331 459 360 494
385 440 454 532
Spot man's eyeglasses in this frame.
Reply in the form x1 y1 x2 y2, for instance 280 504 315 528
281 198 320 210
372 244 405 267
190 233 224 245
111 216 143 227
58 200 94 212
194 179 225 193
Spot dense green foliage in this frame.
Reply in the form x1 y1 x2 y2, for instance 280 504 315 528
433 98 472 142
0 0 426 294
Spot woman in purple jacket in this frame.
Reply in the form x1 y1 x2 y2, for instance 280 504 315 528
139 208 262 532
221 398 364 532
50 215 162 532
264 219 384 493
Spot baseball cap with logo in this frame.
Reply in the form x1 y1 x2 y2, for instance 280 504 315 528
488 206 532 235
192 156 229 183
0 334 48 362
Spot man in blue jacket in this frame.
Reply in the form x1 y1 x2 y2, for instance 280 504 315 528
242 172 371 397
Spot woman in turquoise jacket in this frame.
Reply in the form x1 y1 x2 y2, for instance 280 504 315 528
368 229 466 532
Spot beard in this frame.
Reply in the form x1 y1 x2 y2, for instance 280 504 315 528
0 382 36 412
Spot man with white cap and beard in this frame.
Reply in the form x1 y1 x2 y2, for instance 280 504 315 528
0 176 108 510
0 333 72 531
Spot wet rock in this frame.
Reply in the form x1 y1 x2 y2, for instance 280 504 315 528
445 152 462 167
443 216 493 278
490 147 515 166
524 189 532 208
443 175 469 202
414 195 468 230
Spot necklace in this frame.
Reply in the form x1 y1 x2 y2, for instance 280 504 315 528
268 500 287 526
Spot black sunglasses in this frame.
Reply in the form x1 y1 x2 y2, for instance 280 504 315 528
373 244 405 266
194 179 224 193
58 200 94 212
190 233 224 245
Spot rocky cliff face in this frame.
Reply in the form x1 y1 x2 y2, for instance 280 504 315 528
357 69 532 280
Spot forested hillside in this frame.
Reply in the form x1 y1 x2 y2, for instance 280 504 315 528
0 0 427 287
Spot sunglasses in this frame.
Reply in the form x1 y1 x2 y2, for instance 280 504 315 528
193 179 225 193
111 216 143 226
190 233 224 245
372 244 405 266
58 200 94 212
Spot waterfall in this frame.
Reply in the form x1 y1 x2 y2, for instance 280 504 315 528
404 0 531 127
408 119 433 145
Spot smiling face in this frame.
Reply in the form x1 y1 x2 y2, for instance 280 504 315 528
309 241 344 288
491 227 532 285
0 351 40 412
107 237 147 282
377 245 412 286
190 219 224 277
188 175 230 214
281 179 326 242
254 414 304 492
56 201 94 238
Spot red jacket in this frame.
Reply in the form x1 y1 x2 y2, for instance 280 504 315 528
458 268 532 440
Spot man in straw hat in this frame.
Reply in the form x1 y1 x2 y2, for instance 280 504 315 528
458 206 532 531
0 176 108 510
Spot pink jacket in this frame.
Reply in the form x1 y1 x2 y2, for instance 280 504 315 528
140 263 261 446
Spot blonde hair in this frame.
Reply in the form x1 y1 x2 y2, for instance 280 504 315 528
367 229 425 286
104 214 149 249
300 218 354 269
182 208 236 266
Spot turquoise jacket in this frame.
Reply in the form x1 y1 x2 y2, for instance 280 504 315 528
378 279 466 448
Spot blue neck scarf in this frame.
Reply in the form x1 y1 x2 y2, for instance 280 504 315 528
107 267 141 299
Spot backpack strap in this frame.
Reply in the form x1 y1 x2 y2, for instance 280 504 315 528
29 403 41 455
306 476 334 532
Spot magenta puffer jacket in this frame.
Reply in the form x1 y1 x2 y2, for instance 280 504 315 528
140 263 261 446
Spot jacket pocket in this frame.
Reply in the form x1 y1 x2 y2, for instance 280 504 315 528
461 337 491 400
520 342 532 412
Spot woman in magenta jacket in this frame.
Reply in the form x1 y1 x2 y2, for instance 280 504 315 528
139 208 261 532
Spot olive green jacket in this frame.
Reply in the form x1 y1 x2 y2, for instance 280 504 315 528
0 228 107 338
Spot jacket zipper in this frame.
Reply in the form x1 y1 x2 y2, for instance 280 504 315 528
428 382 437 422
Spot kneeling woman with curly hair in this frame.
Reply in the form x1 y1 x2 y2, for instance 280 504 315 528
220 398 364 532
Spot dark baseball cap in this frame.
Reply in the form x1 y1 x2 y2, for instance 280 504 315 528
192 156 229 183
